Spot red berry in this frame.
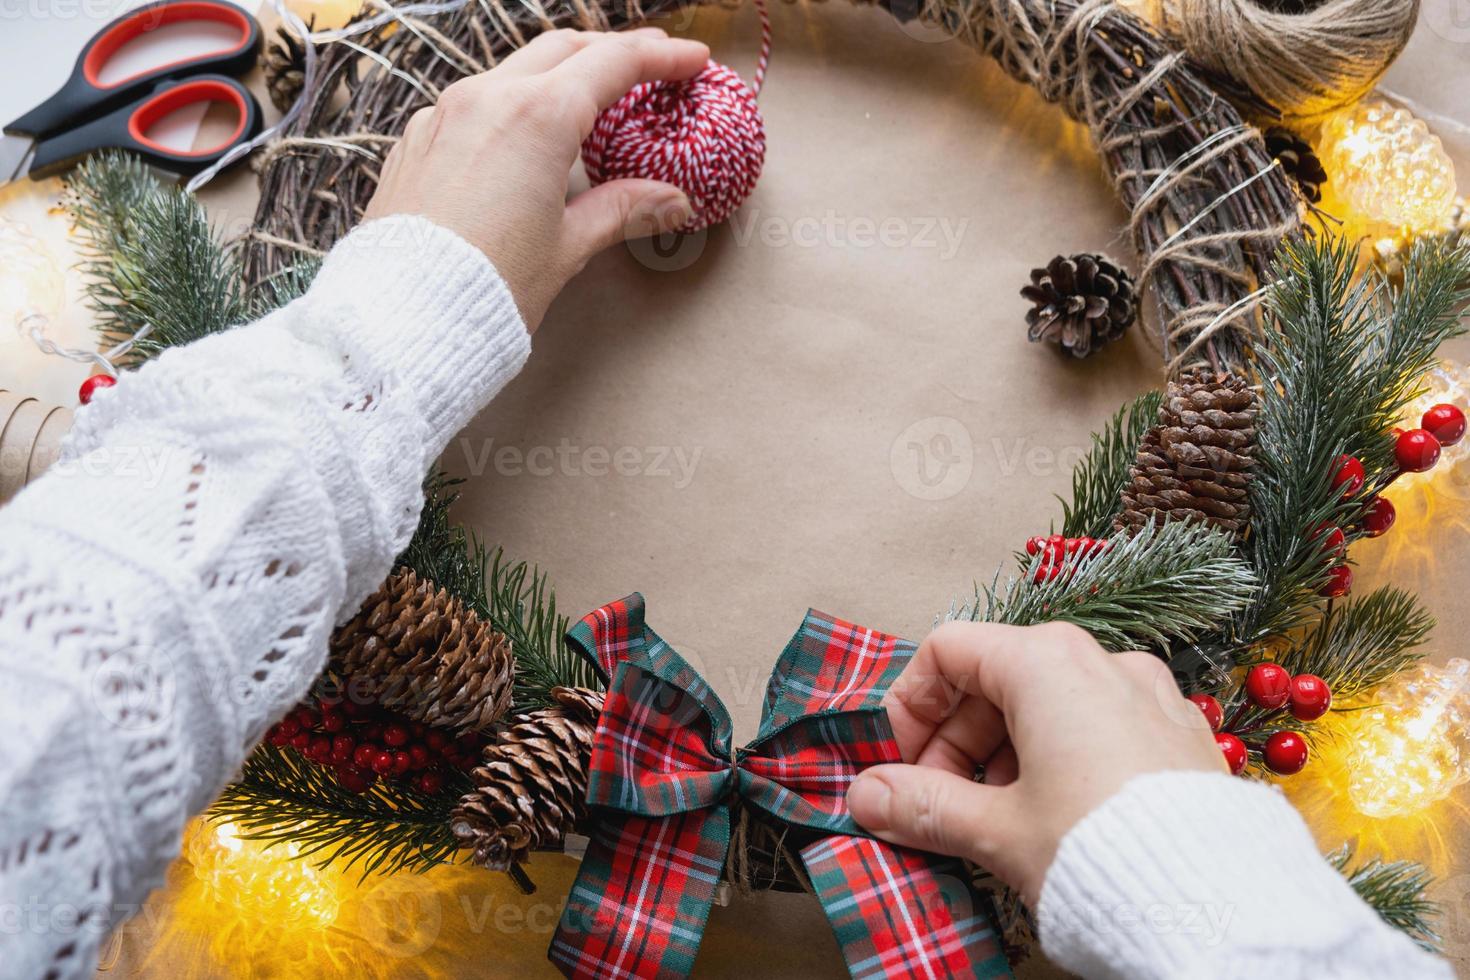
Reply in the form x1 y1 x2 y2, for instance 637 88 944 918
416 770 445 795
370 751 395 775
289 731 311 751
321 712 346 733
1187 694 1224 731
391 751 412 776
1395 428 1442 473
337 768 373 794
1332 455 1365 498
1288 675 1332 721
1245 663 1292 710
330 734 356 764
267 726 290 747
1025 536 1046 555
308 735 333 762
409 744 431 769
425 730 450 752
276 716 300 739
1361 496 1396 538
1422 403 1467 448
1320 564 1353 598
1311 523 1346 560
78 374 116 405
383 724 409 748
1032 563 1061 584
1263 731 1309 775
295 708 321 731
340 698 367 718
353 744 379 769
1216 733 1248 775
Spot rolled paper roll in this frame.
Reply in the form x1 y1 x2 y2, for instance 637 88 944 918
0 390 74 505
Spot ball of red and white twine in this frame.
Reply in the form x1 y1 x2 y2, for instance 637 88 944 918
580 0 771 233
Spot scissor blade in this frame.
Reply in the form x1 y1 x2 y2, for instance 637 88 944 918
0 134 35 185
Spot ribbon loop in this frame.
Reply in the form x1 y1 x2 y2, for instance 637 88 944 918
550 596 1010 980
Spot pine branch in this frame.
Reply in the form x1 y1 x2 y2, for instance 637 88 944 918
1239 236 1470 645
488 548 600 711
1273 587 1433 700
211 743 470 879
1061 390 1163 539
397 471 490 613
1328 844 1442 952
66 152 252 356
964 522 1258 652
397 472 597 711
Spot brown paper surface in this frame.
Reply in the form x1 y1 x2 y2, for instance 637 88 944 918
103 2 1470 976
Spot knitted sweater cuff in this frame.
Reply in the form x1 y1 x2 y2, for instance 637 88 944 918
1035 771 1444 979
306 213 531 444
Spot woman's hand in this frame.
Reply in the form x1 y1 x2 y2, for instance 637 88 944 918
365 28 709 330
847 621 1224 905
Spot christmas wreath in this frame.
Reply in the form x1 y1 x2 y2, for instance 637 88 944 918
53 0 1470 971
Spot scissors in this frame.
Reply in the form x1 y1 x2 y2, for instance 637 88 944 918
0 0 263 185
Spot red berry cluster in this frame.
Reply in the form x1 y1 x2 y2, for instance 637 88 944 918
1395 403 1466 474
1024 534 1110 584
265 696 483 795
1189 664 1331 777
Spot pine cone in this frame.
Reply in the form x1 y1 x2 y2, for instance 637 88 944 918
1116 368 1258 536
1265 127 1327 204
451 687 605 879
1022 253 1137 358
330 568 514 733
262 25 309 114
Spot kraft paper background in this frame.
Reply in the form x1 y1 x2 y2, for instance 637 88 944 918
73 0 1470 975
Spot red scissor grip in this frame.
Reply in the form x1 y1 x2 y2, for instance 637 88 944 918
83 1 256 89
127 77 250 157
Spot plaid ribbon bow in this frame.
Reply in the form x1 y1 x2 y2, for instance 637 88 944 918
548 594 1010 980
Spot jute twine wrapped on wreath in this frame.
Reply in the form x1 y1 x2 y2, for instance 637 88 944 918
244 0 1304 375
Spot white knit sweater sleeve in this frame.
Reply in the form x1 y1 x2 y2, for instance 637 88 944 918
1038 771 1451 979
0 214 529 980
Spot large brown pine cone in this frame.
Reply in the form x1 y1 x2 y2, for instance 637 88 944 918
1116 368 1258 536
450 687 605 881
1022 253 1137 358
330 568 514 733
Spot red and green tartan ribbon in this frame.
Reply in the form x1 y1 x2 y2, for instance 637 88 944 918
547 594 1011 979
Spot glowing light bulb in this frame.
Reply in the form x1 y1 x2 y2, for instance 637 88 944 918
184 818 341 928
1318 101 1457 235
0 217 64 336
1348 659 1470 818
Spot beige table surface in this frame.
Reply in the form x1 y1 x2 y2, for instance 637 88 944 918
93 0 1470 976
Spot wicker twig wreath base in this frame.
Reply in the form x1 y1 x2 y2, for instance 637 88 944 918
243 0 1302 375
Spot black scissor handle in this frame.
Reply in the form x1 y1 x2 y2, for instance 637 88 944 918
26 74 262 179
4 0 260 140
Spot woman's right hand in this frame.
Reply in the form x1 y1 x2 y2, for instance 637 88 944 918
366 28 710 332
847 621 1226 905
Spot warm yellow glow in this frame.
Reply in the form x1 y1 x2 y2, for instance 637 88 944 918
184 819 341 929
0 216 64 335
1348 659 1470 818
285 0 364 30
1317 101 1457 236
